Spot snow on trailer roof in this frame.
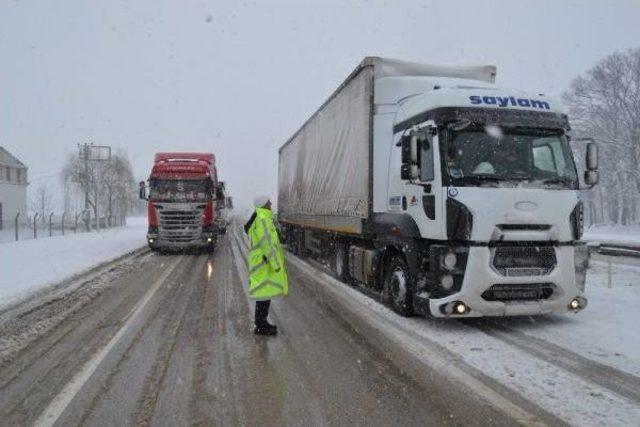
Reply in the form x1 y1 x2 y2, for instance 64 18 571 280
150 152 219 183
153 152 215 165
278 57 497 152
367 57 496 82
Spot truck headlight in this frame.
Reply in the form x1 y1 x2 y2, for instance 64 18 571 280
429 245 469 298
574 244 589 292
443 252 457 270
440 274 454 289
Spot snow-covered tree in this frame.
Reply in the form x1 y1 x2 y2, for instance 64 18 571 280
564 49 640 225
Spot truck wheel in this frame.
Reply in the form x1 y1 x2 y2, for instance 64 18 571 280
382 255 414 317
294 233 305 257
331 243 348 281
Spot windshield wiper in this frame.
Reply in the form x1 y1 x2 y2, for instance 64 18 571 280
540 177 575 186
456 175 502 185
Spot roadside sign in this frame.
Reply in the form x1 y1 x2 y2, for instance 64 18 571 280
80 145 111 161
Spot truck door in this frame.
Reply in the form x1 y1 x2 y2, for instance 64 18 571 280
391 118 447 241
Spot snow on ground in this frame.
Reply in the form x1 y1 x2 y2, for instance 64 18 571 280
231 226 640 426
502 260 640 377
0 217 147 309
284 250 640 426
584 224 640 246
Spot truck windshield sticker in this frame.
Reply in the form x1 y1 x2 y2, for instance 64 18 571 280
469 95 550 110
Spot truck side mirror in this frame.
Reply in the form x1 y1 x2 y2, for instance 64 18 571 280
584 170 599 187
138 181 147 200
584 142 599 187
586 142 598 171
400 133 420 180
216 186 225 201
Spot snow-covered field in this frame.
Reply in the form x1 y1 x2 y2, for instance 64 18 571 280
0 217 147 309
584 225 640 246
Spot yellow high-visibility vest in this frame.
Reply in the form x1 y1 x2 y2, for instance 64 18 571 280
247 208 288 300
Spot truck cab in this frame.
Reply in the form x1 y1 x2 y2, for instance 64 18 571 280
378 79 598 317
140 152 223 252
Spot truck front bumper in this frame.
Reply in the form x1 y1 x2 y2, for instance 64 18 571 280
147 231 217 250
427 245 588 318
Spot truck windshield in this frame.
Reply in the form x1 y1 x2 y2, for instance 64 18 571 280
442 126 578 189
149 179 212 202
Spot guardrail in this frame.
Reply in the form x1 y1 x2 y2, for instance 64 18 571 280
588 242 640 258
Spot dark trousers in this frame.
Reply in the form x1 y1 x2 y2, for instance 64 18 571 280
254 300 271 326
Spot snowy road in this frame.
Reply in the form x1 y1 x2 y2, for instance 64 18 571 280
0 230 515 426
0 224 638 426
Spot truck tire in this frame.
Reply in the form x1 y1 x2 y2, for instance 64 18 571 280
382 255 414 317
331 243 348 281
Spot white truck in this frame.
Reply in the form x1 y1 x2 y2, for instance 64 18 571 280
278 57 598 318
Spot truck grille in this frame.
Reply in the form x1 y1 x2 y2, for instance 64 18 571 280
157 204 204 243
492 246 556 276
482 283 556 302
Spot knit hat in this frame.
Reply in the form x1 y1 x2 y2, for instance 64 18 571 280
253 195 270 208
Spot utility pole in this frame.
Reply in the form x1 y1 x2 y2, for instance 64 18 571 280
78 142 111 231
78 143 91 230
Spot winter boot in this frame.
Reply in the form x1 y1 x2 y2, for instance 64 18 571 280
254 322 278 336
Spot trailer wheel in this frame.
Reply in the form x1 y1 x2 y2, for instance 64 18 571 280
331 243 348 281
382 255 414 317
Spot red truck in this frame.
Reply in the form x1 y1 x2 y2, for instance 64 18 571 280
139 152 227 252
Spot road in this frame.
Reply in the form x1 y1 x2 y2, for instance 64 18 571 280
0 227 520 427
0 225 638 426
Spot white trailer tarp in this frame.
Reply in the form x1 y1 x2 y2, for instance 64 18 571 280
278 66 372 220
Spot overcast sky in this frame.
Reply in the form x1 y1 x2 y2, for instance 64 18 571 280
1 0 639 210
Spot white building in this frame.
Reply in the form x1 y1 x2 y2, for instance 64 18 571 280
0 147 29 229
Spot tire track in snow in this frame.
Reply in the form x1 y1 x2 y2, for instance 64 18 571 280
229 223 557 426
74 256 191 426
33 256 183 427
133 256 206 427
469 321 640 404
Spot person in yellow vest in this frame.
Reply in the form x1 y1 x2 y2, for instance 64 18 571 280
244 195 289 335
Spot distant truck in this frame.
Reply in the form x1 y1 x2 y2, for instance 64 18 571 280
278 57 599 318
139 152 227 252
215 181 233 234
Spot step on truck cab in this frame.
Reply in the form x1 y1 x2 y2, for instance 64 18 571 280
277 57 599 318
139 152 226 252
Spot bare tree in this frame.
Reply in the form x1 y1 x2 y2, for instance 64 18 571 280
61 149 136 225
30 185 52 224
564 48 640 225
100 151 135 226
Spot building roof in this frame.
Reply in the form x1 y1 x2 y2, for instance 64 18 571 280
0 147 27 168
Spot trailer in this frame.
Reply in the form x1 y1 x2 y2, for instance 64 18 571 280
278 57 599 317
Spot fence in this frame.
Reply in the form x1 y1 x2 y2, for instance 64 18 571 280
1 211 127 243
